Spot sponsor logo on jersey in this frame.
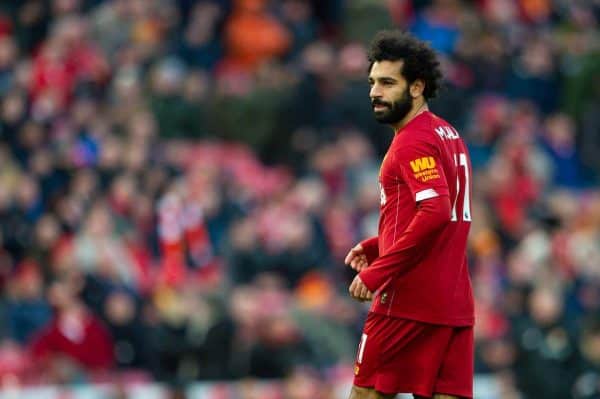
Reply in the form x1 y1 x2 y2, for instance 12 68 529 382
410 156 441 182
410 156 436 173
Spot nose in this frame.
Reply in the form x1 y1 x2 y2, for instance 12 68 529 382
370 83 382 100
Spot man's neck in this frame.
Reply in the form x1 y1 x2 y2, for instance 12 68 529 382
392 100 428 132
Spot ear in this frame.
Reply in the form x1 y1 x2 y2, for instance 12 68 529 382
409 79 425 98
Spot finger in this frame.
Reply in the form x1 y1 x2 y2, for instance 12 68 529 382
354 282 363 299
359 283 368 299
344 251 354 264
359 258 369 270
349 279 357 296
353 280 364 299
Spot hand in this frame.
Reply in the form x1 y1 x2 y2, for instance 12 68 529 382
349 275 373 302
344 244 369 272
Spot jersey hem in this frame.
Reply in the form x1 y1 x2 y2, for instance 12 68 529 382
367 308 475 327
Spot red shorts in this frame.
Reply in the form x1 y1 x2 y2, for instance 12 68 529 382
353 312 473 398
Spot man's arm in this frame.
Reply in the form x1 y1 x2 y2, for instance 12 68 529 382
358 195 452 292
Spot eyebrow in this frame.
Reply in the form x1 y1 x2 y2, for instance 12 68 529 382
368 76 398 83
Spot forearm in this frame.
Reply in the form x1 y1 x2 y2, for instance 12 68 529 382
359 195 451 292
359 236 379 264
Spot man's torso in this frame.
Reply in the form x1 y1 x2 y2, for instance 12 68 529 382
371 111 474 326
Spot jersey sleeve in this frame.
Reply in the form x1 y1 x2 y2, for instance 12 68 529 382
394 136 449 203
359 236 379 264
359 195 452 292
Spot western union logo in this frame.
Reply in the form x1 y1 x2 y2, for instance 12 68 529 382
410 157 436 173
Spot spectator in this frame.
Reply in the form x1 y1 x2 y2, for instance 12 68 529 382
30 277 114 377
102 290 148 370
223 0 291 72
5 261 52 344
573 316 600 399
512 287 580 398
541 113 586 188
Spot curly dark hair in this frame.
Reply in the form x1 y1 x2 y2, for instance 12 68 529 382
367 30 443 100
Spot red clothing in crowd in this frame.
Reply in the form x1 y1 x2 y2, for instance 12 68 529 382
30 310 114 370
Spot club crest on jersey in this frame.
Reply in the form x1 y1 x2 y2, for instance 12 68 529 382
379 182 386 206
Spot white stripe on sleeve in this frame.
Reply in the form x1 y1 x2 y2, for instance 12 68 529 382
415 188 439 202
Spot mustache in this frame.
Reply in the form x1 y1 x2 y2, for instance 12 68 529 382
371 99 391 108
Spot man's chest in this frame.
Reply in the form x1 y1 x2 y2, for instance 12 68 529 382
378 150 409 208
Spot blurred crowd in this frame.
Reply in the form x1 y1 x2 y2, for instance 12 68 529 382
0 0 598 398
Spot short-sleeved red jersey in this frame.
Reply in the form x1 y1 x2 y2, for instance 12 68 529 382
360 111 474 326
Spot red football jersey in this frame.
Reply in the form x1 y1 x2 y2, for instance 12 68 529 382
360 111 474 326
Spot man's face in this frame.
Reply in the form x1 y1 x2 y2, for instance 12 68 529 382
368 60 413 124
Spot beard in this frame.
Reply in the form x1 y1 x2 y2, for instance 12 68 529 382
372 88 413 124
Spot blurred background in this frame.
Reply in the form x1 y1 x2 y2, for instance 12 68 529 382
0 0 598 398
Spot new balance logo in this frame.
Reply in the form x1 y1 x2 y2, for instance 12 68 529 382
410 157 436 173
